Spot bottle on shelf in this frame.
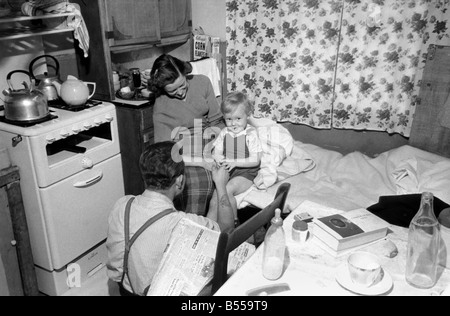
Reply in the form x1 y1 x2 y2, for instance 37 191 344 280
405 192 441 289
262 208 286 280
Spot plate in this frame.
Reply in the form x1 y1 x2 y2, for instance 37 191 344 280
335 264 393 296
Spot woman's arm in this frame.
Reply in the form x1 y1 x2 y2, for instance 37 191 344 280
207 165 234 232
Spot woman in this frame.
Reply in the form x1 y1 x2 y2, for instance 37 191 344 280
147 54 225 215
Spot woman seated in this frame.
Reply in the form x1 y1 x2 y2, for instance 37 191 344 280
147 54 225 215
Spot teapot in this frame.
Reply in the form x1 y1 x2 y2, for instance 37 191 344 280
29 54 62 103
53 75 96 107
2 70 49 122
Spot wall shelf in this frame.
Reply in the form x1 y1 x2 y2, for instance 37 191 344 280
0 12 75 41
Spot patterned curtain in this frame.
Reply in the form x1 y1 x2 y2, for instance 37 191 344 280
226 0 450 137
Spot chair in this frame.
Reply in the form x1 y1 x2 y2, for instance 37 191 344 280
210 183 291 294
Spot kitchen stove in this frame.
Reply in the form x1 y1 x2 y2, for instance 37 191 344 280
0 101 124 296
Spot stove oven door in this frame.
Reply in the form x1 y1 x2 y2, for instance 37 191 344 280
39 154 124 271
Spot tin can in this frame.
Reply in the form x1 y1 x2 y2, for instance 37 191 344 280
130 68 141 89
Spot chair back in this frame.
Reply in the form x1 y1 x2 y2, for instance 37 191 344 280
211 183 291 294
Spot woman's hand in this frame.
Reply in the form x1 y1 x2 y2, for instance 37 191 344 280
211 164 230 188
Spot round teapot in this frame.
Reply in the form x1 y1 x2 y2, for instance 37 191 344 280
53 75 96 107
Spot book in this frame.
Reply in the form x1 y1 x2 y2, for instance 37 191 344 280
312 208 390 254
146 218 255 296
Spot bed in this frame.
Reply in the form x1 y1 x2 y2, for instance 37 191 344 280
236 121 450 217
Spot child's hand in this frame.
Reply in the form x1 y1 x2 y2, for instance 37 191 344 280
223 161 237 171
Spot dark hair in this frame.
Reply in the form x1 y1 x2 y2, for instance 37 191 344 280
139 141 185 190
148 54 193 97
221 91 254 116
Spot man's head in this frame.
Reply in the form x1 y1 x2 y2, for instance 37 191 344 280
139 141 185 192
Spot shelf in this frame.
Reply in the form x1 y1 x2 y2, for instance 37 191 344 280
0 12 75 23
0 12 76 41
0 27 74 41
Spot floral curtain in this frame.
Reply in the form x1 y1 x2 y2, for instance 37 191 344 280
225 0 450 137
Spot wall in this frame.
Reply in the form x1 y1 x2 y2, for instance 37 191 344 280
191 0 226 40
192 0 409 157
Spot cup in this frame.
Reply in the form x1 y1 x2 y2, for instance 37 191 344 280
347 252 381 287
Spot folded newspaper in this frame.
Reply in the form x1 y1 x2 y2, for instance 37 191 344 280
147 218 255 296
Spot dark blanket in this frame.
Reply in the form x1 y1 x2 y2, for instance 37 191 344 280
367 194 450 228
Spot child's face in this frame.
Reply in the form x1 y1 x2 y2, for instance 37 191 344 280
224 103 248 135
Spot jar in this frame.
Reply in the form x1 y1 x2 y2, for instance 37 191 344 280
113 71 120 92
292 220 308 242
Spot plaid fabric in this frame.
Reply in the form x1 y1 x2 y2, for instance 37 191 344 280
175 166 215 216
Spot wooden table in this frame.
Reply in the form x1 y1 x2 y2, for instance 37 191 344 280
215 201 450 296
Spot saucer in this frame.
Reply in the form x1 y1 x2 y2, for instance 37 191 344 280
335 264 393 296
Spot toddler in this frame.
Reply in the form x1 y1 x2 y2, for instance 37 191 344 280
208 91 262 226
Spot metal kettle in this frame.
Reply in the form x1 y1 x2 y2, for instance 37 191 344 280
2 70 49 122
29 54 61 102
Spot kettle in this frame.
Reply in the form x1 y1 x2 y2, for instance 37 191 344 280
29 55 61 103
2 70 49 122
53 75 96 107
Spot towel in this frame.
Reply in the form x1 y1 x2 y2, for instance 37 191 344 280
21 0 90 58
190 58 222 97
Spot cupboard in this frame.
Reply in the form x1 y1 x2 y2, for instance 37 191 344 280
73 0 192 101
115 103 155 196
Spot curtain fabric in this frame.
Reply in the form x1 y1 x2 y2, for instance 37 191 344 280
225 0 450 137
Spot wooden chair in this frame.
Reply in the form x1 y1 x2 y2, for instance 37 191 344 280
210 183 291 295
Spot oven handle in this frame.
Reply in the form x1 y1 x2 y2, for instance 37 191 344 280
73 171 103 188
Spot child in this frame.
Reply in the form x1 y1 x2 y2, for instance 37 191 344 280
208 91 262 226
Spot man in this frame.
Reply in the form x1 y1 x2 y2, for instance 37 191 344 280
106 141 234 296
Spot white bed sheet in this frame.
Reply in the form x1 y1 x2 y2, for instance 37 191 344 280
238 141 450 213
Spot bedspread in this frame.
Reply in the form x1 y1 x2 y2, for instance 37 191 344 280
238 142 450 213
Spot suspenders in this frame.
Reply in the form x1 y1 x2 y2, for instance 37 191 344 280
120 197 175 295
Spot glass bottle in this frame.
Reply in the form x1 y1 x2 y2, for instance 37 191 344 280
405 192 441 289
262 208 286 280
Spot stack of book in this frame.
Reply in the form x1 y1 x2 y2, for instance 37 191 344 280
312 208 390 257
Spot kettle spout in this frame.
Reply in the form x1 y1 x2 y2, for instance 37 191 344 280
2 89 11 96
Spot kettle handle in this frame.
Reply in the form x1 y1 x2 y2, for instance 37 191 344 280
29 54 60 80
6 70 32 91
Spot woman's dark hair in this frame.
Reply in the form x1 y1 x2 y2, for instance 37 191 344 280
148 54 193 97
139 141 185 190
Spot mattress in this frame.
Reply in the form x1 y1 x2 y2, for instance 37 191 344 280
238 141 450 213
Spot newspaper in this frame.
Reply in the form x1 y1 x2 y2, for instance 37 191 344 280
147 218 255 296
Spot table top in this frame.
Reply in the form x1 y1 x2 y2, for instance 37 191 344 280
214 200 450 296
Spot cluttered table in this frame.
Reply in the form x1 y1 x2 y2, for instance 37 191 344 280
214 201 450 296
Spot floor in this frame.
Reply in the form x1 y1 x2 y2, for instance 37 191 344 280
62 266 120 296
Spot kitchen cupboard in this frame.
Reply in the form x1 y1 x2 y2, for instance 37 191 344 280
115 103 155 196
0 166 39 296
73 0 192 101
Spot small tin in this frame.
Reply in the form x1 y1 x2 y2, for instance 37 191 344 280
292 220 309 242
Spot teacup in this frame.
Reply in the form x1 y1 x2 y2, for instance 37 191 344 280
347 251 381 287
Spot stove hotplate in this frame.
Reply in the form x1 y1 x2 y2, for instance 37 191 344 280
49 99 103 112
0 113 58 127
